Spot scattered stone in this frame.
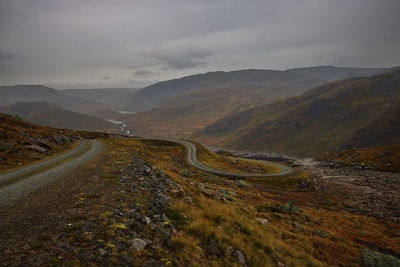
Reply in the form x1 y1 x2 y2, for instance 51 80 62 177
98 248 108 256
257 218 269 225
26 144 48 153
233 249 246 265
179 169 192 177
361 249 400 267
130 238 150 251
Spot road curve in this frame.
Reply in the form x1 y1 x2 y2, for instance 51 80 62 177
138 138 294 178
0 139 103 204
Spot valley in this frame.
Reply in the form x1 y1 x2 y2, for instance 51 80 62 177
2 1 399 266
0 66 399 267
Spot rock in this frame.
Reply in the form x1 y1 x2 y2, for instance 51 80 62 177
179 169 191 177
26 144 48 153
361 249 400 267
257 218 269 225
130 238 151 251
144 216 152 225
31 139 53 151
98 248 108 256
234 249 246 265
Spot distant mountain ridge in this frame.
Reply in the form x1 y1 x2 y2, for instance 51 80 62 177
120 66 389 137
193 68 400 156
0 101 117 132
0 85 100 110
119 66 388 112
61 88 139 103
286 66 386 82
121 69 325 136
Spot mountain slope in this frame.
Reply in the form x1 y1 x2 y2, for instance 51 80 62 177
0 85 100 110
0 113 110 171
120 66 390 137
119 66 388 112
194 69 400 156
0 101 117 132
287 66 386 82
119 69 327 112
122 70 325 136
61 88 139 103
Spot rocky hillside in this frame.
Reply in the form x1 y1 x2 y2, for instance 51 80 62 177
319 144 400 172
2 137 400 266
0 101 118 132
194 69 400 156
0 113 110 171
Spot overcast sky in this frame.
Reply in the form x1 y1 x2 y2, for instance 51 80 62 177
1 0 399 89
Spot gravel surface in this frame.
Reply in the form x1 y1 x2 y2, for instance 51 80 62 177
0 140 103 205
138 138 294 177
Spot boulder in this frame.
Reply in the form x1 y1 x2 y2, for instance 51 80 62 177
130 238 151 251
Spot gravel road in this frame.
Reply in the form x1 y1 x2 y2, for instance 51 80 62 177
138 138 294 178
0 140 103 205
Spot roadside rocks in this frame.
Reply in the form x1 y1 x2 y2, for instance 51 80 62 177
130 238 151 251
298 159 400 222
117 157 179 253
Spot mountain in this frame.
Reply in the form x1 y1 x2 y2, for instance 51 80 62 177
119 66 388 113
286 66 386 82
0 101 117 132
118 69 327 112
193 69 400 156
121 69 326 136
61 88 139 103
0 85 100 110
119 66 390 137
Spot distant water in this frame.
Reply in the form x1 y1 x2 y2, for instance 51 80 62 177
117 111 136 114
106 119 124 124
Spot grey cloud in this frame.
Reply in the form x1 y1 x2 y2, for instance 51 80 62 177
132 70 159 78
0 0 399 87
145 47 213 70
0 50 25 61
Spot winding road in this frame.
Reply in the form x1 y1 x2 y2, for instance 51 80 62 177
0 139 103 204
0 137 293 205
138 138 294 178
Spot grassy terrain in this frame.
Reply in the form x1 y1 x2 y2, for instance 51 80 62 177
194 142 280 175
0 113 110 172
133 139 400 266
1 138 399 266
319 144 400 172
194 69 400 157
